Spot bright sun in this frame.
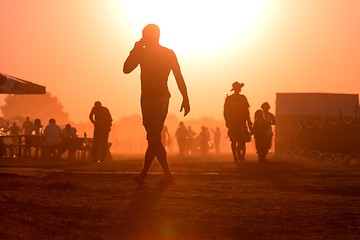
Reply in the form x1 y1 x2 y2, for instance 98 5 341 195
120 0 268 55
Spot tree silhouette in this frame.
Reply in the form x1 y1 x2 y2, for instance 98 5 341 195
0 92 70 125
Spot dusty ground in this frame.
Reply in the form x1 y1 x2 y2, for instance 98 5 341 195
1 153 360 240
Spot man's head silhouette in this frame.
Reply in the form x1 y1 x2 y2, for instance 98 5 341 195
261 102 270 111
94 101 102 108
142 24 160 46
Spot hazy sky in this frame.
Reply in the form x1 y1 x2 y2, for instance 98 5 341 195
1 0 359 123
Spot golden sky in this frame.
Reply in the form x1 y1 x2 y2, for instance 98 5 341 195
0 0 359 123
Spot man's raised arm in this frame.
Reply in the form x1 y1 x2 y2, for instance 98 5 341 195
123 41 142 74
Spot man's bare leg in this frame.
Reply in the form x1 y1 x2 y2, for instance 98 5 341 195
153 139 173 181
134 140 156 184
135 139 173 184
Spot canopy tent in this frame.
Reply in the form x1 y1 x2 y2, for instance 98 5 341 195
275 92 360 154
0 72 45 94
276 92 359 118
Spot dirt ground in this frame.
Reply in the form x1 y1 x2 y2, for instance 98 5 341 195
1 153 360 240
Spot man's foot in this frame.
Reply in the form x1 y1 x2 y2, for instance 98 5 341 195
133 175 145 185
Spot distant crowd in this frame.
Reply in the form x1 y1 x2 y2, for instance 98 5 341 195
166 123 221 158
0 116 80 160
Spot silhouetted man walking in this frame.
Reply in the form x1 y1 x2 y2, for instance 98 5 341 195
89 101 112 162
123 24 190 185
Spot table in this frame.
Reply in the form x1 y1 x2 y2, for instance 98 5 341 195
0 135 93 160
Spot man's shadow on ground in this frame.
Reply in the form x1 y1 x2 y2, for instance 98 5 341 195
112 182 170 238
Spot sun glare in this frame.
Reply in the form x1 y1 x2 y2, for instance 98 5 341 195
120 0 267 55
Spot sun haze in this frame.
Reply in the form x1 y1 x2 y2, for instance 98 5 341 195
120 0 268 55
0 1 359 124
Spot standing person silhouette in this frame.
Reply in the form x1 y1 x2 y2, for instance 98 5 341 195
89 101 112 163
32 118 43 159
212 127 221 154
175 121 188 157
22 116 34 158
261 102 276 156
123 23 190 185
252 109 270 162
224 82 252 163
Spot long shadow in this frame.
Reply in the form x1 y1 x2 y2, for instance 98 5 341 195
233 161 360 197
233 161 307 193
112 183 168 239
234 161 303 178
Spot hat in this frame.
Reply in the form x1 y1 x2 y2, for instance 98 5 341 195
231 82 244 91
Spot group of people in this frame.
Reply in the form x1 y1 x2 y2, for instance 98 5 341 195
121 23 277 185
41 119 79 160
0 23 277 187
2 24 276 186
174 122 221 157
224 82 276 163
1 116 79 160
1 101 113 162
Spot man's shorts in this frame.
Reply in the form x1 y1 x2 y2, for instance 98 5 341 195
141 97 169 140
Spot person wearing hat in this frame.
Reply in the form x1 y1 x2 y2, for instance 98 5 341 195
224 82 252 163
